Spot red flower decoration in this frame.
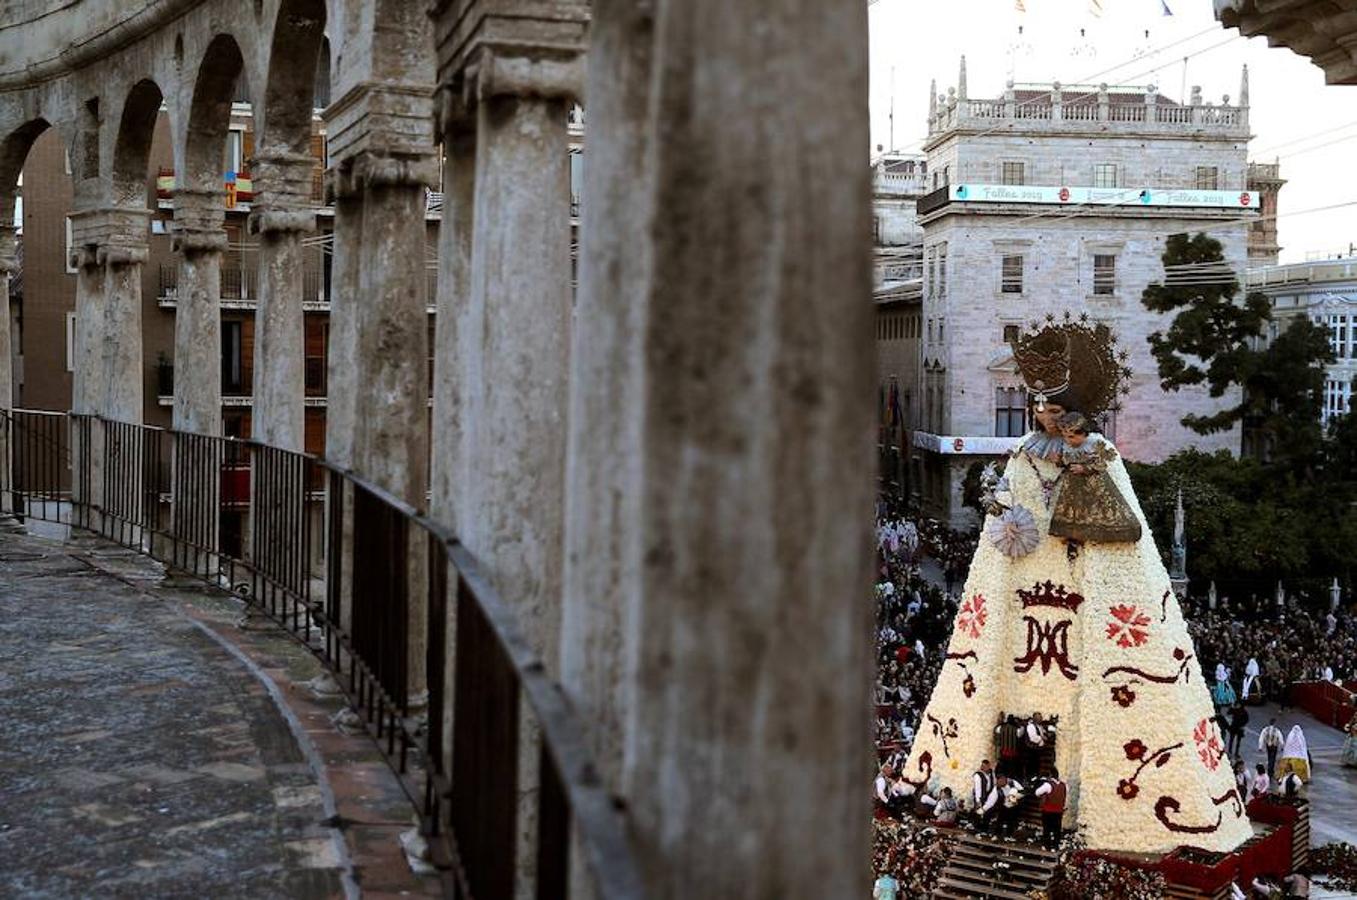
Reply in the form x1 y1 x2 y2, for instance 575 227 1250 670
1110 685 1137 707
957 594 988 640
1193 718 1225 771
1117 779 1140 800
1106 604 1152 648
1124 739 1148 761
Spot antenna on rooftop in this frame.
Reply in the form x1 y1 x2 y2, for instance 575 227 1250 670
889 66 896 152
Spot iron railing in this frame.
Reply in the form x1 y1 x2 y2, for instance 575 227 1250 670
0 408 642 899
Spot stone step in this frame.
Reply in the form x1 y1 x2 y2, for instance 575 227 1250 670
949 848 1054 873
933 873 1041 900
946 857 1054 886
960 834 1060 861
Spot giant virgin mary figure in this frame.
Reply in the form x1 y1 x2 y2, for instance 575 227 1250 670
903 317 1250 854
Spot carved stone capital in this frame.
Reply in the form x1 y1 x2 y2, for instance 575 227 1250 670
246 152 320 235
68 207 150 270
329 149 440 201
171 188 227 254
323 80 437 173
464 47 585 105
434 1 589 100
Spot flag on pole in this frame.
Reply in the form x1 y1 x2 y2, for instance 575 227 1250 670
1089 0 1103 16
1160 0 1173 14
1015 0 1026 11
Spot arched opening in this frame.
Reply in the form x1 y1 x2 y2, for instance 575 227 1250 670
262 0 326 156
111 79 165 206
185 34 247 190
0 118 76 412
314 35 332 111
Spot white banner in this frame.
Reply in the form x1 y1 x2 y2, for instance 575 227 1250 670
912 433 1024 455
948 183 1260 209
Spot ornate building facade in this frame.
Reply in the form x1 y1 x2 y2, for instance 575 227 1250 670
912 61 1256 524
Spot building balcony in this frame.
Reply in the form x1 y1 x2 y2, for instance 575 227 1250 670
157 264 334 311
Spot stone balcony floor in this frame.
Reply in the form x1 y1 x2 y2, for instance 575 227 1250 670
0 528 442 899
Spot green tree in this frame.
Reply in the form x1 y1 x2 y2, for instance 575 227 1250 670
1141 232 1272 435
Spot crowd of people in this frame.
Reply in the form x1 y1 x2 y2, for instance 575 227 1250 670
1184 597 1357 708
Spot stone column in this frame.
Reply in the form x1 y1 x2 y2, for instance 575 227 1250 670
171 189 225 436
559 0 653 844
618 1 874 896
429 98 475 771
323 189 362 641
169 190 226 572
0 225 15 516
67 208 150 540
98 242 148 426
429 96 474 540
558 6 654 894
69 245 106 530
449 40 583 900
248 153 314 451
346 149 438 706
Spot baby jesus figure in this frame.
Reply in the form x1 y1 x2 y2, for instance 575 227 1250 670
1049 411 1143 555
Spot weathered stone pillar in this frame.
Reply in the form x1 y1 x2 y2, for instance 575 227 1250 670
67 208 150 538
248 153 314 451
168 190 226 571
429 98 474 540
558 6 652 896
344 149 438 706
0 224 15 515
436 5 586 892
430 93 476 781
69 243 106 529
618 1 875 896
323 190 361 645
98 246 148 425
171 190 225 436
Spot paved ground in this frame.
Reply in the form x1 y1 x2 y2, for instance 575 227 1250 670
0 529 441 899
1238 701 1357 847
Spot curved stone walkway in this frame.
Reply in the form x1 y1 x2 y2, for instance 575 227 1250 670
0 530 437 899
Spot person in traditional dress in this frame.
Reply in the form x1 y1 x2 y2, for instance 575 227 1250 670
1242 657 1261 701
1277 725 1311 782
1341 712 1357 768
1249 763 1270 801
1213 662 1238 708
1259 719 1285 776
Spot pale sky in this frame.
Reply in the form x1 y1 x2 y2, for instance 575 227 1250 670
868 0 1357 264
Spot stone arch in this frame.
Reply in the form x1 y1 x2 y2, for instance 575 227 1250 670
0 117 50 191
184 34 248 191
111 79 165 206
258 0 326 156
0 117 50 225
